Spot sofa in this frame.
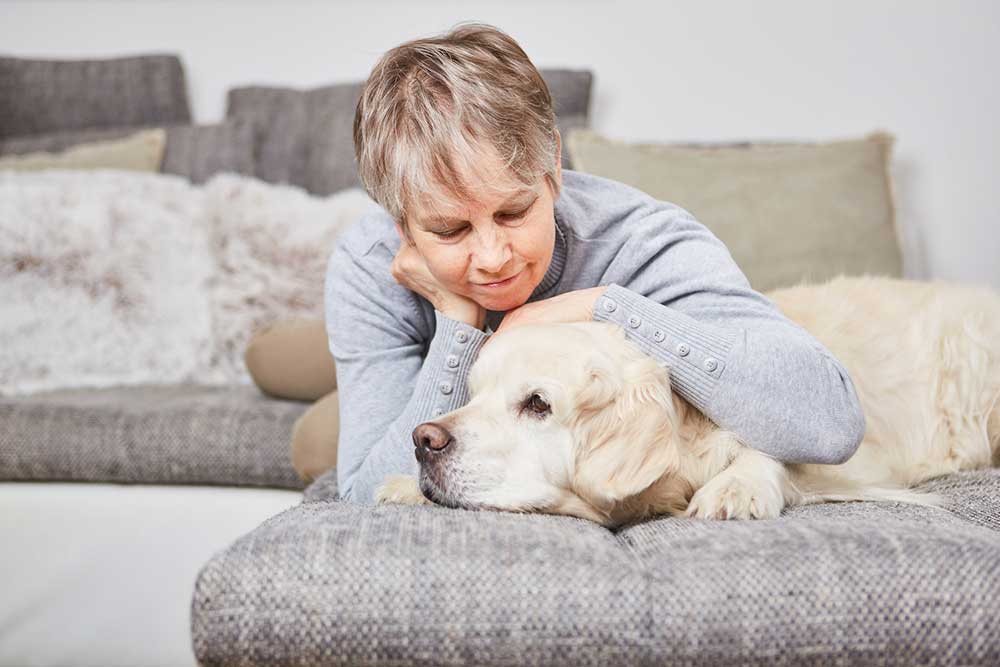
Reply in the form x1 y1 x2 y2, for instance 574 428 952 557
2 53 998 667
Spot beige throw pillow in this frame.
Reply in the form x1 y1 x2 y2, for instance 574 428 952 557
0 128 166 173
245 318 337 402
566 129 903 292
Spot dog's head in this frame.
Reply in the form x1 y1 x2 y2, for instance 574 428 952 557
413 321 683 526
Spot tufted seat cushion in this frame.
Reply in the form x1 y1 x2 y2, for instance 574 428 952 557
0 385 308 489
191 468 1000 666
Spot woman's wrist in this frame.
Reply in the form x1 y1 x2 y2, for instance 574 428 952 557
441 299 486 331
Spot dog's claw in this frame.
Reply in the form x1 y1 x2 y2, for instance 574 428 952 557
374 474 432 505
684 474 784 520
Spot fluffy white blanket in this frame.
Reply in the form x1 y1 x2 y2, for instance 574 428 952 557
0 169 380 395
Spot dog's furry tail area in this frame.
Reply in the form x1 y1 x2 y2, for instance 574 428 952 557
796 485 947 509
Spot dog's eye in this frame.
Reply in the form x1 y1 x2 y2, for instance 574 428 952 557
522 392 551 418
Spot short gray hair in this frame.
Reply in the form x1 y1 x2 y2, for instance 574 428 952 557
353 22 562 230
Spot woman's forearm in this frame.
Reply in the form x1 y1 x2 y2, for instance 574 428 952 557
592 283 866 464
337 310 487 504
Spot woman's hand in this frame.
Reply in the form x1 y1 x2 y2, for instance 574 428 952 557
484 286 608 347
391 223 486 330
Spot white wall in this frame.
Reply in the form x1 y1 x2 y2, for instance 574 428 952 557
3 0 998 288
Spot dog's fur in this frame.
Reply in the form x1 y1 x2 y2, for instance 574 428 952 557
376 276 1000 527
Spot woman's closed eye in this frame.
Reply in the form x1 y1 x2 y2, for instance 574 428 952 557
433 208 531 239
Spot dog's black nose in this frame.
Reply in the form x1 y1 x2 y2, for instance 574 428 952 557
412 422 453 453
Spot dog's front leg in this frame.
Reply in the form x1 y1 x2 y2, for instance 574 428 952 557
684 448 791 520
374 474 433 505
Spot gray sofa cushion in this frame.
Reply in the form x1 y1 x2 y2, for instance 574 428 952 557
226 81 362 197
0 385 307 489
301 464 339 502
191 469 1000 666
0 54 191 139
0 120 256 183
225 69 592 196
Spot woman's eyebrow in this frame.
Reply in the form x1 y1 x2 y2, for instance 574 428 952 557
420 189 537 227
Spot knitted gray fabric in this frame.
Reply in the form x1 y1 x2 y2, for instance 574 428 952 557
301 465 339 503
0 54 191 139
191 468 1000 666
0 384 307 489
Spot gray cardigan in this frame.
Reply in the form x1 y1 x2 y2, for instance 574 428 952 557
325 169 867 505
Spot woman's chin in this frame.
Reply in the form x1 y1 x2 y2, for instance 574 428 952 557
477 289 528 312
463 273 537 312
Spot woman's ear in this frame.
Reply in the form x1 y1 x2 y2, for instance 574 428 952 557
553 129 563 185
572 356 680 507
394 221 416 247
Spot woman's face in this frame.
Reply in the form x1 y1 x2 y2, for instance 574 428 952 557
404 140 562 313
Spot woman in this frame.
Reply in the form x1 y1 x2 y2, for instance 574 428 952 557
294 22 865 504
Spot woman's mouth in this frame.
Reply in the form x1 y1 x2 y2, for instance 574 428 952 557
478 270 522 288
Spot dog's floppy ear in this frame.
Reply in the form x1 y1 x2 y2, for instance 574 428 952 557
573 359 622 412
571 354 681 508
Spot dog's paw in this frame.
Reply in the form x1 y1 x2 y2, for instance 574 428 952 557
374 474 433 506
684 475 784 520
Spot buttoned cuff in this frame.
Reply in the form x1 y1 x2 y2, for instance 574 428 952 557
404 309 488 425
592 283 738 408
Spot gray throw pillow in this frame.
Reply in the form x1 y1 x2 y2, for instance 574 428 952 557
0 54 191 139
225 68 592 196
0 120 256 184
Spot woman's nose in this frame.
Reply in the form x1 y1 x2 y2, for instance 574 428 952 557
474 230 512 273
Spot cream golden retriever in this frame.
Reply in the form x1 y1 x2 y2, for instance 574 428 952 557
375 276 1000 527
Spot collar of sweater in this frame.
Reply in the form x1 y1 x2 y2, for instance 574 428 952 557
531 207 569 299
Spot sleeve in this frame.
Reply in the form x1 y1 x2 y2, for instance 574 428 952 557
590 205 866 465
325 238 489 505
